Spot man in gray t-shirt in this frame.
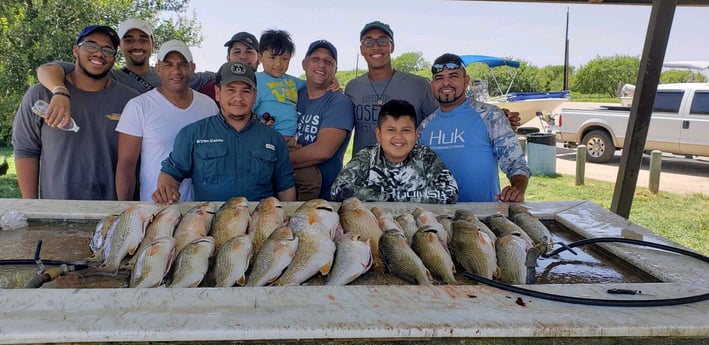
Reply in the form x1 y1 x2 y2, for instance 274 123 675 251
12 25 139 200
345 21 438 154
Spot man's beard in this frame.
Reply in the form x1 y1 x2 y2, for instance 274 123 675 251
436 89 465 105
78 59 111 80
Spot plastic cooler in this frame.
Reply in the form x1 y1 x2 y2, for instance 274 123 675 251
526 132 556 175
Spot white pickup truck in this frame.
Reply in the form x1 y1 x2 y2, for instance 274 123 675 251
555 83 709 163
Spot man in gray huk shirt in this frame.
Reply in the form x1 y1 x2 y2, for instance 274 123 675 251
12 25 139 200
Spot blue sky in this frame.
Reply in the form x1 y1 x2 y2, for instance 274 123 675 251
187 0 709 77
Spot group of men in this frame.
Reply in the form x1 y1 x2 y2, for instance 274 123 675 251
12 18 530 204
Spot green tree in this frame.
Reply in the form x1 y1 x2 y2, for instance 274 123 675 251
660 70 707 83
573 55 640 96
0 0 202 145
392 51 430 73
538 64 574 92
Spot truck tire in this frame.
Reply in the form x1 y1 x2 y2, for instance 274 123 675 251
582 130 615 163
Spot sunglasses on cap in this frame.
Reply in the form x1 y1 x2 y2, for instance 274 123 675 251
78 41 117 58
431 62 465 74
361 37 392 48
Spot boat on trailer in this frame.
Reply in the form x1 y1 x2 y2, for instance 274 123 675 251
461 54 570 125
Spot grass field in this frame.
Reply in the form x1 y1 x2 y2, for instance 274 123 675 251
1 145 706 255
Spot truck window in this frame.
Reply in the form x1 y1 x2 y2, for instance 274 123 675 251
652 90 683 113
689 91 709 115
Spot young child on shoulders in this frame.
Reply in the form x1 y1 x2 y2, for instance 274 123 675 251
254 30 319 201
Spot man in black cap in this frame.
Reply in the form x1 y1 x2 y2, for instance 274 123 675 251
13 25 139 200
153 61 295 203
198 31 260 101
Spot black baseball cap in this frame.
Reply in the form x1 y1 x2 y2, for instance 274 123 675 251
224 32 259 51
305 40 337 61
360 21 393 40
77 25 120 49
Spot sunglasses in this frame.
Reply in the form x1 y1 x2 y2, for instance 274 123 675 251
78 41 117 58
431 62 465 74
361 37 392 48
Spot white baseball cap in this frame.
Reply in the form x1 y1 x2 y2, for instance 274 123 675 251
118 18 153 39
157 40 193 62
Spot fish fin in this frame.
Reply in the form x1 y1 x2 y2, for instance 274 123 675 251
493 265 502 279
319 262 332 275
236 275 246 286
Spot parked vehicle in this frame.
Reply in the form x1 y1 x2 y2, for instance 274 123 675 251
556 83 709 163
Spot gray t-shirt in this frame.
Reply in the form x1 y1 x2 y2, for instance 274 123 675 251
344 70 438 153
12 82 139 200
52 61 212 93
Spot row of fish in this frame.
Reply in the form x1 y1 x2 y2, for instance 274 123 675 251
87 197 553 288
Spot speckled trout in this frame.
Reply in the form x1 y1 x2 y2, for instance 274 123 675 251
379 229 433 286
450 220 499 279
412 226 457 284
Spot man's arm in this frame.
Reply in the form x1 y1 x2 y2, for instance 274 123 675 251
289 128 348 169
115 133 142 201
497 174 528 202
36 62 74 128
277 187 296 201
152 172 181 204
15 157 39 199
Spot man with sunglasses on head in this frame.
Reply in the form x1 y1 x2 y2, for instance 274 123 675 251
419 53 530 203
12 25 139 200
346 21 521 155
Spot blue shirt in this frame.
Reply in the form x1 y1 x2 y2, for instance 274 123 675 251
295 89 354 200
254 72 306 136
161 113 295 201
418 98 530 202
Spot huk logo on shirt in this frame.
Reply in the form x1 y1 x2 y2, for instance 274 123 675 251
425 129 466 145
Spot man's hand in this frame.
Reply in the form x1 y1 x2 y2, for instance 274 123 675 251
152 173 181 204
327 77 342 92
501 108 521 131
496 174 528 202
44 94 72 129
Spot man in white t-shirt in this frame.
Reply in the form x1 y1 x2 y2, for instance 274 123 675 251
115 40 218 201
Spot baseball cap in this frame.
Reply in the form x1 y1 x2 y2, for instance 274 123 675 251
118 18 153 39
157 40 193 62
305 40 337 61
77 25 120 49
224 32 259 51
360 21 394 40
217 61 257 89
431 53 466 74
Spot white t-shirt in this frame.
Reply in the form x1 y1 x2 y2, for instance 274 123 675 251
116 89 218 201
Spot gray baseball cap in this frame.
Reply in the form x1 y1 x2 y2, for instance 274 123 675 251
217 61 256 88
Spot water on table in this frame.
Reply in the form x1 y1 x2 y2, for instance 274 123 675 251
0 219 657 288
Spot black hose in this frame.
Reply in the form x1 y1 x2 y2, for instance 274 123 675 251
0 259 89 268
462 237 709 307
542 237 709 263
462 272 709 307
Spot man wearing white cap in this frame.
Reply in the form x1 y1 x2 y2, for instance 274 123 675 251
115 40 218 201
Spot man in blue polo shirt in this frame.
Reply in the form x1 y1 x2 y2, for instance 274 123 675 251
152 61 296 203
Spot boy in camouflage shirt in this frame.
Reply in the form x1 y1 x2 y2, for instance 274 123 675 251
330 100 458 204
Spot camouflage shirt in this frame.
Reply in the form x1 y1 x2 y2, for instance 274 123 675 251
330 144 458 204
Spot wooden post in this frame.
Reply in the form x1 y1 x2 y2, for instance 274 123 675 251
519 137 527 156
576 145 586 186
649 150 662 194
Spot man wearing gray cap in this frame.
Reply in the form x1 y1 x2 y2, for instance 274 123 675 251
116 40 218 201
153 61 295 203
12 25 139 200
